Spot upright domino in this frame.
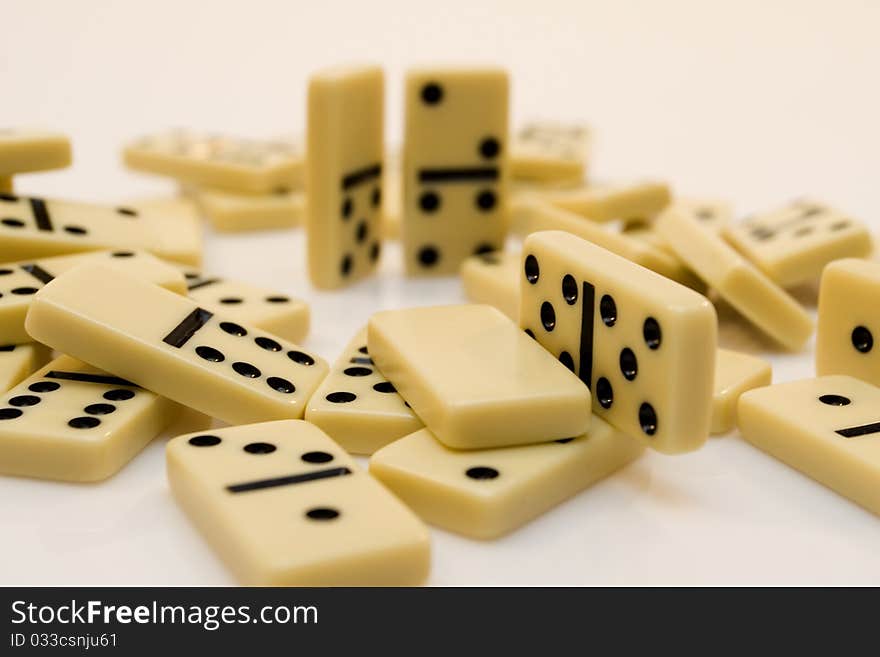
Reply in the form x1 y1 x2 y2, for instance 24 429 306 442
0 343 51 393
510 121 590 183
460 250 520 320
402 67 509 275
367 304 591 449
0 129 72 175
370 417 643 539
197 188 304 232
738 376 880 516
167 420 430 585
0 355 181 482
305 328 423 455
306 66 384 289
0 250 186 344
711 348 772 435
25 264 328 425
655 203 814 351
520 231 716 453
724 199 872 287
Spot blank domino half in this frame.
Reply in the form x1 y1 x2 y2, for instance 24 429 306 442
25 264 328 425
120 196 204 266
306 66 384 289
305 328 423 455
180 268 310 344
166 420 430 585
0 343 51 393
0 250 186 345
0 355 181 482
520 230 716 453
197 188 304 232
738 375 880 516
460 250 520 320
724 199 872 287
367 304 591 449
370 417 643 539
402 67 509 275
123 130 303 193
510 121 590 183
711 348 771 435
0 129 72 175
518 180 671 223
656 203 814 351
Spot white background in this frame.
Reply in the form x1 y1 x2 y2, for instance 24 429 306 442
2 0 880 585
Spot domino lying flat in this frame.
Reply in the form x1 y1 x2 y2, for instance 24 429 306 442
305 328 423 455
0 250 186 345
197 188 304 232
370 417 643 539
460 250 520 320
402 67 509 275
25 264 328 425
520 231 716 453
367 304 591 449
0 355 181 482
711 348 771 435
510 121 590 183
738 376 880 516
724 199 872 287
655 203 814 351
306 66 384 288
517 180 671 223
123 130 303 193
0 343 51 393
623 198 731 240
120 196 204 266
0 129 72 175
180 268 310 344
167 420 430 586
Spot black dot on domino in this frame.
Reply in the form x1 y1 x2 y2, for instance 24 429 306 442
0 408 22 419
643 317 662 350
189 435 221 447
112 251 135 258
232 362 261 378
2 218 25 228
358 345 368 355
29 381 59 393
9 395 40 407
341 197 353 220
819 394 851 406
356 220 368 244
466 466 499 480
540 301 556 331
116 207 138 217
421 82 443 105
306 507 340 521
0 268 12 275
561 274 578 305
559 351 575 372
265 296 289 304
419 191 440 213
524 254 540 284
852 326 873 353
196 346 225 362
343 366 372 377
418 245 439 267
68 416 100 429
302 451 334 464
326 391 356 404
371 187 381 208
288 350 315 366
600 295 617 326
243 442 276 454
267 377 295 393
84 403 116 415
220 297 244 305
373 381 396 393
479 137 500 159
369 242 381 262
596 377 613 409
63 225 87 235
340 254 353 277
475 190 496 211
473 243 495 256
639 403 658 436
12 287 38 295
619 348 638 381
255 336 282 352
220 321 247 336
104 389 135 401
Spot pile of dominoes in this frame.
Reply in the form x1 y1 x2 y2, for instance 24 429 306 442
1 65 877 586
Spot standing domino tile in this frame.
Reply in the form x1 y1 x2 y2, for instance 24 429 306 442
0 250 186 345
370 417 642 539
180 268 310 344
25 264 328 425
197 188 304 232
510 121 590 183
656 204 814 351
0 129 72 175
0 343 51 393
367 304 591 449
723 199 872 287
738 375 880 516
0 355 181 482
517 180 671 223
306 66 384 289
305 328 423 455
123 130 303 193
711 348 771 435
403 67 509 275
167 420 430 586
460 250 520 320
521 231 716 453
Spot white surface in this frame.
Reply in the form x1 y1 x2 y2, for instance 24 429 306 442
2 0 880 585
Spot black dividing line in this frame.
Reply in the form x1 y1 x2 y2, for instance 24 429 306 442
578 281 595 390
341 163 382 190
45 370 138 387
30 198 53 231
0 345 15 352
226 467 352 493
21 263 54 284
186 277 221 291
418 167 499 183
162 307 214 348
836 422 880 438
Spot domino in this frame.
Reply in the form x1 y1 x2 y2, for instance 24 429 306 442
816 258 880 386
738 375 880 516
0 177 11 193
166 420 431 585
402 67 509 275
623 197 731 236
306 66 384 289
381 156 402 240
367 304 591 449
0 129 72 175
521 231 716 453
0 250 186 345
460 250 520 320
711 348 771 434
180 268 310 344
724 199 872 287
510 121 590 183
517 180 671 223
0 355 181 482
124 130 303 193
0 343 51 393
305 328 423 455
121 196 204 266
25 264 328 425
370 416 643 539
655 203 814 351
197 188 304 232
